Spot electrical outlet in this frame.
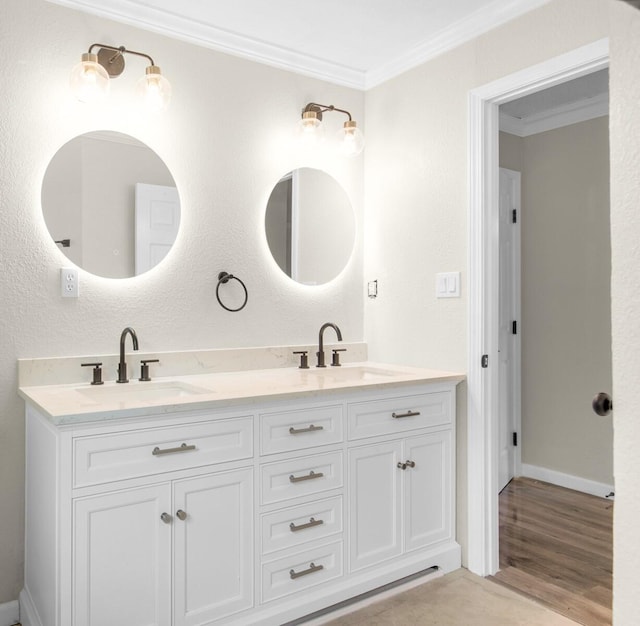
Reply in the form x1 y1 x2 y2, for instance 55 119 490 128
61 267 79 298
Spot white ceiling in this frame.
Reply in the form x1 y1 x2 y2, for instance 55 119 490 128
500 68 609 137
46 0 551 89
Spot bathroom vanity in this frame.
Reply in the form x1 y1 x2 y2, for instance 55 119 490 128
19 360 463 626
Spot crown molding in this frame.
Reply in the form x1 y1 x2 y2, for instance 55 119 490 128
364 0 552 89
499 91 608 137
46 0 367 88
47 0 551 91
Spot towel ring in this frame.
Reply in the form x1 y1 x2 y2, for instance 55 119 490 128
216 271 248 312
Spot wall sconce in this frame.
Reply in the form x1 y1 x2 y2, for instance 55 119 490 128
70 43 171 110
297 102 365 157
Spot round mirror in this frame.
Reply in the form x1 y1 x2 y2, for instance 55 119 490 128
42 131 181 278
265 168 355 285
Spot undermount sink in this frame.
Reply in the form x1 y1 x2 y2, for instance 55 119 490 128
307 365 402 381
76 380 211 403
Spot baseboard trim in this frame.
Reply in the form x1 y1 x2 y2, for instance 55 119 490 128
0 600 19 626
18 588 40 626
520 463 614 499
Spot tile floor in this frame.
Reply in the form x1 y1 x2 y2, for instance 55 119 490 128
321 569 578 625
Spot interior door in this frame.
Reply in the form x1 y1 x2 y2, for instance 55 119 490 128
135 182 180 275
498 168 521 492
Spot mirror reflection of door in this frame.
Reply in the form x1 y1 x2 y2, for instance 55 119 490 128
135 183 180 275
265 174 292 277
264 168 355 286
41 131 181 279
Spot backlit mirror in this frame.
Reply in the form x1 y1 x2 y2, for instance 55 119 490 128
265 168 355 285
42 131 180 278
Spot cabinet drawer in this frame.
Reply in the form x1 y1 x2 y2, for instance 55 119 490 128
260 404 343 455
73 417 253 487
260 451 343 505
261 496 343 556
348 392 451 440
261 541 343 603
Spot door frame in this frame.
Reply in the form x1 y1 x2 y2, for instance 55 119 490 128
466 38 609 576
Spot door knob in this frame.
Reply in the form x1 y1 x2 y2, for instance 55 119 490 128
176 509 187 521
160 512 172 524
592 392 613 416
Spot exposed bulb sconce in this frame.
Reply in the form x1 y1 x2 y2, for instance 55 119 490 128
70 44 171 110
297 102 365 157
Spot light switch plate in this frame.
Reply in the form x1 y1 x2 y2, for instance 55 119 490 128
436 272 460 298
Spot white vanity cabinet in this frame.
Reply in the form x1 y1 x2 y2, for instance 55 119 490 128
74 467 254 626
23 408 254 626
73 483 172 626
22 375 461 626
346 390 454 573
348 431 452 572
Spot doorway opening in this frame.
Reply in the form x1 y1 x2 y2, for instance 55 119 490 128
466 38 610 577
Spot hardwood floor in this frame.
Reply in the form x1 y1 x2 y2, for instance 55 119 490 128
489 477 613 626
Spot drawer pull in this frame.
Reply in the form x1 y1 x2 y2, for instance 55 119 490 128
152 442 196 456
391 410 421 419
289 424 324 435
290 517 324 532
289 470 324 483
289 562 324 580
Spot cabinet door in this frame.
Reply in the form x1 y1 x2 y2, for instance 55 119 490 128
404 431 452 552
73 484 172 626
348 441 402 572
173 468 253 625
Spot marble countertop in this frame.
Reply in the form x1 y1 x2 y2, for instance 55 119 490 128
19 362 464 425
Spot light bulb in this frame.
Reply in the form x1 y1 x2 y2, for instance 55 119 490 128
295 110 324 147
69 53 110 103
338 121 364 157
137 66 171 111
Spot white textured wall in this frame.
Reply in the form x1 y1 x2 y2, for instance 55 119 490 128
0 0 363 602
500 120 613 487
4 0 640 621
609 2 640 623
364 0 610 566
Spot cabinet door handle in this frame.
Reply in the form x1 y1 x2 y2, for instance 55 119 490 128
290 517 324 532
289 562 324 580
289 424 324 435
392 410 421 419
405 460 416 468
289 470 324 483
152 442 196 456
176 509 187 521
397 462 407 470
160 512 172 524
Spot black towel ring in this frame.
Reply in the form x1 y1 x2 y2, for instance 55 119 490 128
216 271 248 312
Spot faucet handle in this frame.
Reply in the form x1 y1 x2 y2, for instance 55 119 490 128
331 349 347 367
81 362 104 385
139 359 160 382
293 351 309 369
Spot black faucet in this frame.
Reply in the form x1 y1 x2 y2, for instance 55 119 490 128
317 322 343 367
117 327 139 383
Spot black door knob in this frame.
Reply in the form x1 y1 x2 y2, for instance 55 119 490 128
592 392 613 416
